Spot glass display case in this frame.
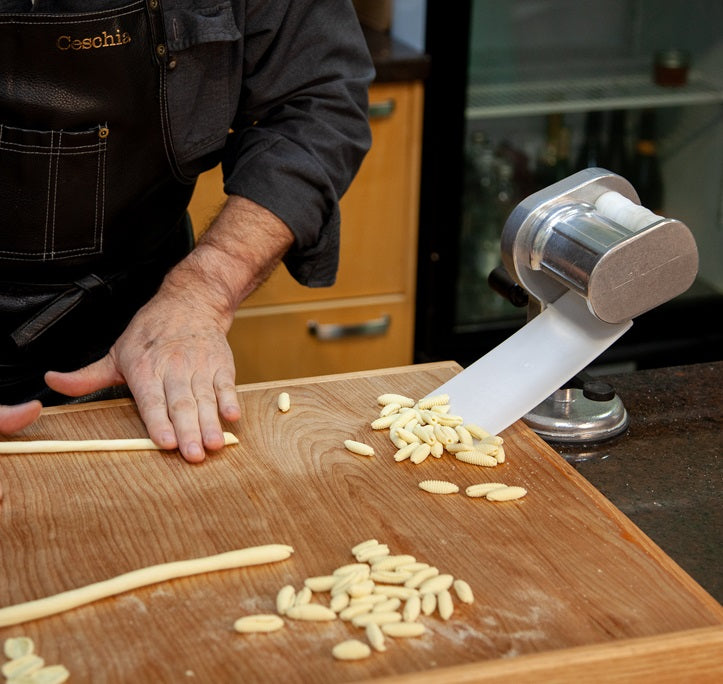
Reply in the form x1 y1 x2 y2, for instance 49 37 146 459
415 0 723 370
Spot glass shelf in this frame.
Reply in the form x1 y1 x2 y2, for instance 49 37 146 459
466 70 723 119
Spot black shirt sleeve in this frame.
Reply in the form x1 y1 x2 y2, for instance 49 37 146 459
221 0 374 287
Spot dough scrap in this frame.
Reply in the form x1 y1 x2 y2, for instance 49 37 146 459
0 544 293 628
0 432 239 455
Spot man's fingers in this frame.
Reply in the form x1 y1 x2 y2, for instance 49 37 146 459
0 401 42 435
45 355 125 398
163 374 206 463
215 369 241 423
131 384 178 452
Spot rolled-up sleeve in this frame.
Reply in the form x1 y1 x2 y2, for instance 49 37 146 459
222 0 374 287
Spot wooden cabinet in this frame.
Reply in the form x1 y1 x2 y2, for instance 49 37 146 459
187 81 424 383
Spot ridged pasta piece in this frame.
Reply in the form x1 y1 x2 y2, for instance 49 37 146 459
370 570 412 585
405 566 439 589
377 394 415 408
330 593 350 613
435 414 464 427
455 425 474 445
293 586 312 606
421 592 436 616
390 409 418 430
465 423 492 440
381 622 426 638
304 575 336 593
370 415 398 430
447 442 498 455
276 585 296 615
371 555 416 571
339 603 374 621
348 579 375 598
332 639 371 661
379 402 401 417
395 427 420 444
366 623 386 652
465 483 507 498
410 443 432 464
437 589 454 620
351 611 402 627
331 571 366 597
418 480 459 495
397 562 429 573
355 543 389 563
277 392 290 413
22 664 70 684
412 424 436 445
433 425 459 445
389 429 409 450
372 598 401 614
453 579 474 604
455 451 498 467
402 595 421 623
393 443 418 462
285 604 337 621
418 573 454 594
233 614 285 633
1 654 44 680
351 540 378 555
373 585 419 600
416 394 449 410
350 594 387 606
486 486 527 501
334 561 370 576
3 637 34 660
344 439 375 457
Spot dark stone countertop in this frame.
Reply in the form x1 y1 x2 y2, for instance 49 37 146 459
363 26 431 83
550 361 722 604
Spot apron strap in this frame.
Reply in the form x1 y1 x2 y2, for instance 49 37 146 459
10 273 111 348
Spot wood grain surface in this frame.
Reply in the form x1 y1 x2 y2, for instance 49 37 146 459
1 362 721 683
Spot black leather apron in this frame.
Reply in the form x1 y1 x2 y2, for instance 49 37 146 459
0 0 196 404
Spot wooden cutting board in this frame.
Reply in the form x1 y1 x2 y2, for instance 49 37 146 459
1 362 721 682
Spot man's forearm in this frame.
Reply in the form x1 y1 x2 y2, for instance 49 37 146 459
161 195 296 324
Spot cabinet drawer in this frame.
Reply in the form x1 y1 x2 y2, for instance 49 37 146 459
229 299 413 383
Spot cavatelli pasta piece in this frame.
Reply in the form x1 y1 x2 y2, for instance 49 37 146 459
381 622 426 637
277 392 291 412
465 483 508 498
344 439 375 457
377 393 415 407
486 486 527 501
455 451 498 467
233 614 285 633
418 480 459 494
453 579 474 604
416 394 449 410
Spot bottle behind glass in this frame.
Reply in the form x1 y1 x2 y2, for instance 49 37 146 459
536 113 571 188
604 109 631 178
631 109 664 212
575 110 605 170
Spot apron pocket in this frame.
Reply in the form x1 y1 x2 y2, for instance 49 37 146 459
0 122 107 262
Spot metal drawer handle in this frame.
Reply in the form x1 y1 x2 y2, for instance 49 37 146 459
368 98 396 120
307 314 391 341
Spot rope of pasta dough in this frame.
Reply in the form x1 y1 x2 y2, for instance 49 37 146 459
0 544 294 627
0 432 239 454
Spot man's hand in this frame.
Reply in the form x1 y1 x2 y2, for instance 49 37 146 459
0 401 42 436
46 196 294 463
45 291 240 463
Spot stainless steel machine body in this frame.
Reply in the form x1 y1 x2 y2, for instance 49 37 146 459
499 168 699 443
